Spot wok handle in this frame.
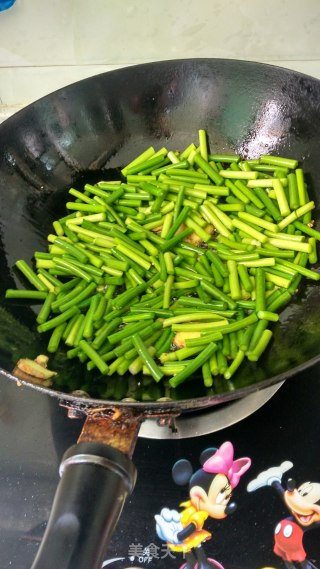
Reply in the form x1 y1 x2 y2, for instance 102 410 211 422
30 441 137 569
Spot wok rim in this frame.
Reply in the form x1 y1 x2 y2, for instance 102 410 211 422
1 352 319 413
2 57 320 126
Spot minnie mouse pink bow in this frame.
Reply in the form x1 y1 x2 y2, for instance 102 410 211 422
203 441 251 488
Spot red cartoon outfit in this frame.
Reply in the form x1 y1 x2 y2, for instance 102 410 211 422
273 519 306 562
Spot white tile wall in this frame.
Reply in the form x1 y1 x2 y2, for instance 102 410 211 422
0 0 319 108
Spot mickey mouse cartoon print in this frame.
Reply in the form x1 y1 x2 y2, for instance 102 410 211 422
247 461 320 569
155 441 251 569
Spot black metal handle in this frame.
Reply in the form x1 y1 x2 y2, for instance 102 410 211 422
30 442 137 569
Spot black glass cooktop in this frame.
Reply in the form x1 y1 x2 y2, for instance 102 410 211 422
0 363 319 569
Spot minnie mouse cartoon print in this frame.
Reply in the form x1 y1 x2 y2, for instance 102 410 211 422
155 441 251 569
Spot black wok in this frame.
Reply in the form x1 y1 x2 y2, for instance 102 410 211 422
0 58 320 568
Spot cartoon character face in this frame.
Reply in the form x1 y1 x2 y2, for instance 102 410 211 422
189 473 233 520
285 481 320 526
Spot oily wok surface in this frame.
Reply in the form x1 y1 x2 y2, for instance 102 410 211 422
0 58 320 411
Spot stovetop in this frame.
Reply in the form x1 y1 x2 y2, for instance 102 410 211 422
0 362 319 569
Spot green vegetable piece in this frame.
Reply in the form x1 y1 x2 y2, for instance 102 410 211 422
15 260 47 291
169 343 218 388
132 334 164 382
